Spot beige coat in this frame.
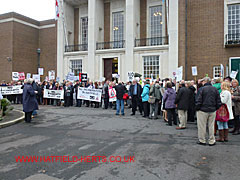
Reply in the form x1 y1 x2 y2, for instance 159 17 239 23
220 90 234 120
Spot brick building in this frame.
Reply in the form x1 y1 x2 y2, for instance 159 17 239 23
0 12 57 82
57 0 240 82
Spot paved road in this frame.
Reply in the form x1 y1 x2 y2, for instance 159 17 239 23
0 105 239 180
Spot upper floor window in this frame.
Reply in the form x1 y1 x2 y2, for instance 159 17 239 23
112 11 124 48
81 17 88 45
150 5 163 45
227 4 240 42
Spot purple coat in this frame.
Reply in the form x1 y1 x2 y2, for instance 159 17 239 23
163 88 176 109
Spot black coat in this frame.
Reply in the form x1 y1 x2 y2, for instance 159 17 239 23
174 86 191 110
196 83 221 112
129 84 142 98
188 86 196 110
22 84 39 112
114 84 126 100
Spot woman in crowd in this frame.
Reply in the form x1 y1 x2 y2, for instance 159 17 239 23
42 81 49 105
149 80 161 119
163 82 177 126
141 79 150 118
216 81 233 142
230 79 240 135
22 78 38 123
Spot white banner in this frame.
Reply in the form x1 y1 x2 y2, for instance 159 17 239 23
0 85 23 95
109 88 117 102
77 87 102 102
43 89 64 99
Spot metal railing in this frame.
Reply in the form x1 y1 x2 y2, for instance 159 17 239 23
135 36 168 47
225 34 240 45
96 40 125 50
65 44 88 52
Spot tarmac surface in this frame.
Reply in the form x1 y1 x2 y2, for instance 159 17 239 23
0 104 239 180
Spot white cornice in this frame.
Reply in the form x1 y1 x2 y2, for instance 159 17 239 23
0 18 55 29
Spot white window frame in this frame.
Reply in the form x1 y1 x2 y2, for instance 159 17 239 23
143 56 160 80
112 11 124 48
213 66 222 79
70 59 82 76
81 17 88 45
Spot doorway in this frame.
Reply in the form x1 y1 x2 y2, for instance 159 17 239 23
104 58 118 81
230 58 240 82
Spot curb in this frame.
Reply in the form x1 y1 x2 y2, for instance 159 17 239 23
0 109 25 128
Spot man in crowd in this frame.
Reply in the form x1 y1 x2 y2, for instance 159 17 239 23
196 77 221 146
129 79 143 116
175 80 191 130
114 81 126 116
103 80 110 109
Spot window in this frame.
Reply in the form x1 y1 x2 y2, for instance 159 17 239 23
213 66 221 79
150 5 163 45
70 60 82 76
228 4 240 41
112 11 124 48
81 17 88 45
143 56 160 79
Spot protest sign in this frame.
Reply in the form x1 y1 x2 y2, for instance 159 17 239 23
26 73 31 80
18 72 25 80
230 70 238 79
66 72 74 82
109 88 117 102
80 73 88 82
43 89 64 99
0 85 23 95
77 87 102 102
33 74 40 82
48 70 55 80
192 66 198 76
128 72 134 82
176 66 183 82
12 72 19 81
38 68 44 75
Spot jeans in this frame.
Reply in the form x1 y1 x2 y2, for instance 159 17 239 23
116 99 124 115
150 100 159 118
32 110 37 116
217 121 228 130
76 99 82 107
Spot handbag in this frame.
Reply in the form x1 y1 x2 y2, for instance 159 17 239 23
216 104 229 122
148 86 156 104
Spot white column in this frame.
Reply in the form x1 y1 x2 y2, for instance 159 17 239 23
57 1 65 81
168 0 178 77
88 0 97 81
125 0 135 82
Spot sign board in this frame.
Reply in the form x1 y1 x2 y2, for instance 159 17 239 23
220 64 224 77
230 70 238 79
32 74 40 82
43 89 64 99
80 73 88 83
176 66 183 82
26 73 31 80
192 66 198 76
109 88 117 102
128 72 134 82
77 87 102 102
56 77 60 82
18 72 25 80
38 68 44 75
12 72 19 81
48 70 55 80
0 85 23 95
66 72 74 82
112 74 120 79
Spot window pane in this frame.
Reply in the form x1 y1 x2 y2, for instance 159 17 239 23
143 56 160 79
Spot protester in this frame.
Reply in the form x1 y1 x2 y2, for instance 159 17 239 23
196 77 221 146
187 81 196 122
94 82 100 108
114 81 126 115
141 80 150 118
149 80 162 119
163 82 177 126
230 79 240 135
175 80 191 130
64 82 72 107
103 80 110 109
74 81 81 107
129 80 143 115
216 81 233 142
22 78 39 123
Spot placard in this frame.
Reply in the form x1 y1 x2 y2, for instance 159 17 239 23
32 74 40 82
12 72 19 81
38 68 44 75
128 72 134 82
192 66 198 76
80 73 88 83
0 85 23 95
18 72 25 80
48 70 55 80
26 73 31 80
43 89 64 99
176 66 183 82
77 87 102 102
230 70 238 79
109 88 117 102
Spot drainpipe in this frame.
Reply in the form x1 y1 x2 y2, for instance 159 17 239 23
185 0 188 80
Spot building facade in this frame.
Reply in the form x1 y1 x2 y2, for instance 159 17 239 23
0 12 57 82
58 0 240 82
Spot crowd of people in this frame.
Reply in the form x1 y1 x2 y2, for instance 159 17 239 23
0 75 239 146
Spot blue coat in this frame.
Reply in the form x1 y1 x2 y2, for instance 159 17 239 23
23 84 39 112
141 84 150 102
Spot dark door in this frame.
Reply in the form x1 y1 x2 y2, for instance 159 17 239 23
104 59 113 80
231 58 240 82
